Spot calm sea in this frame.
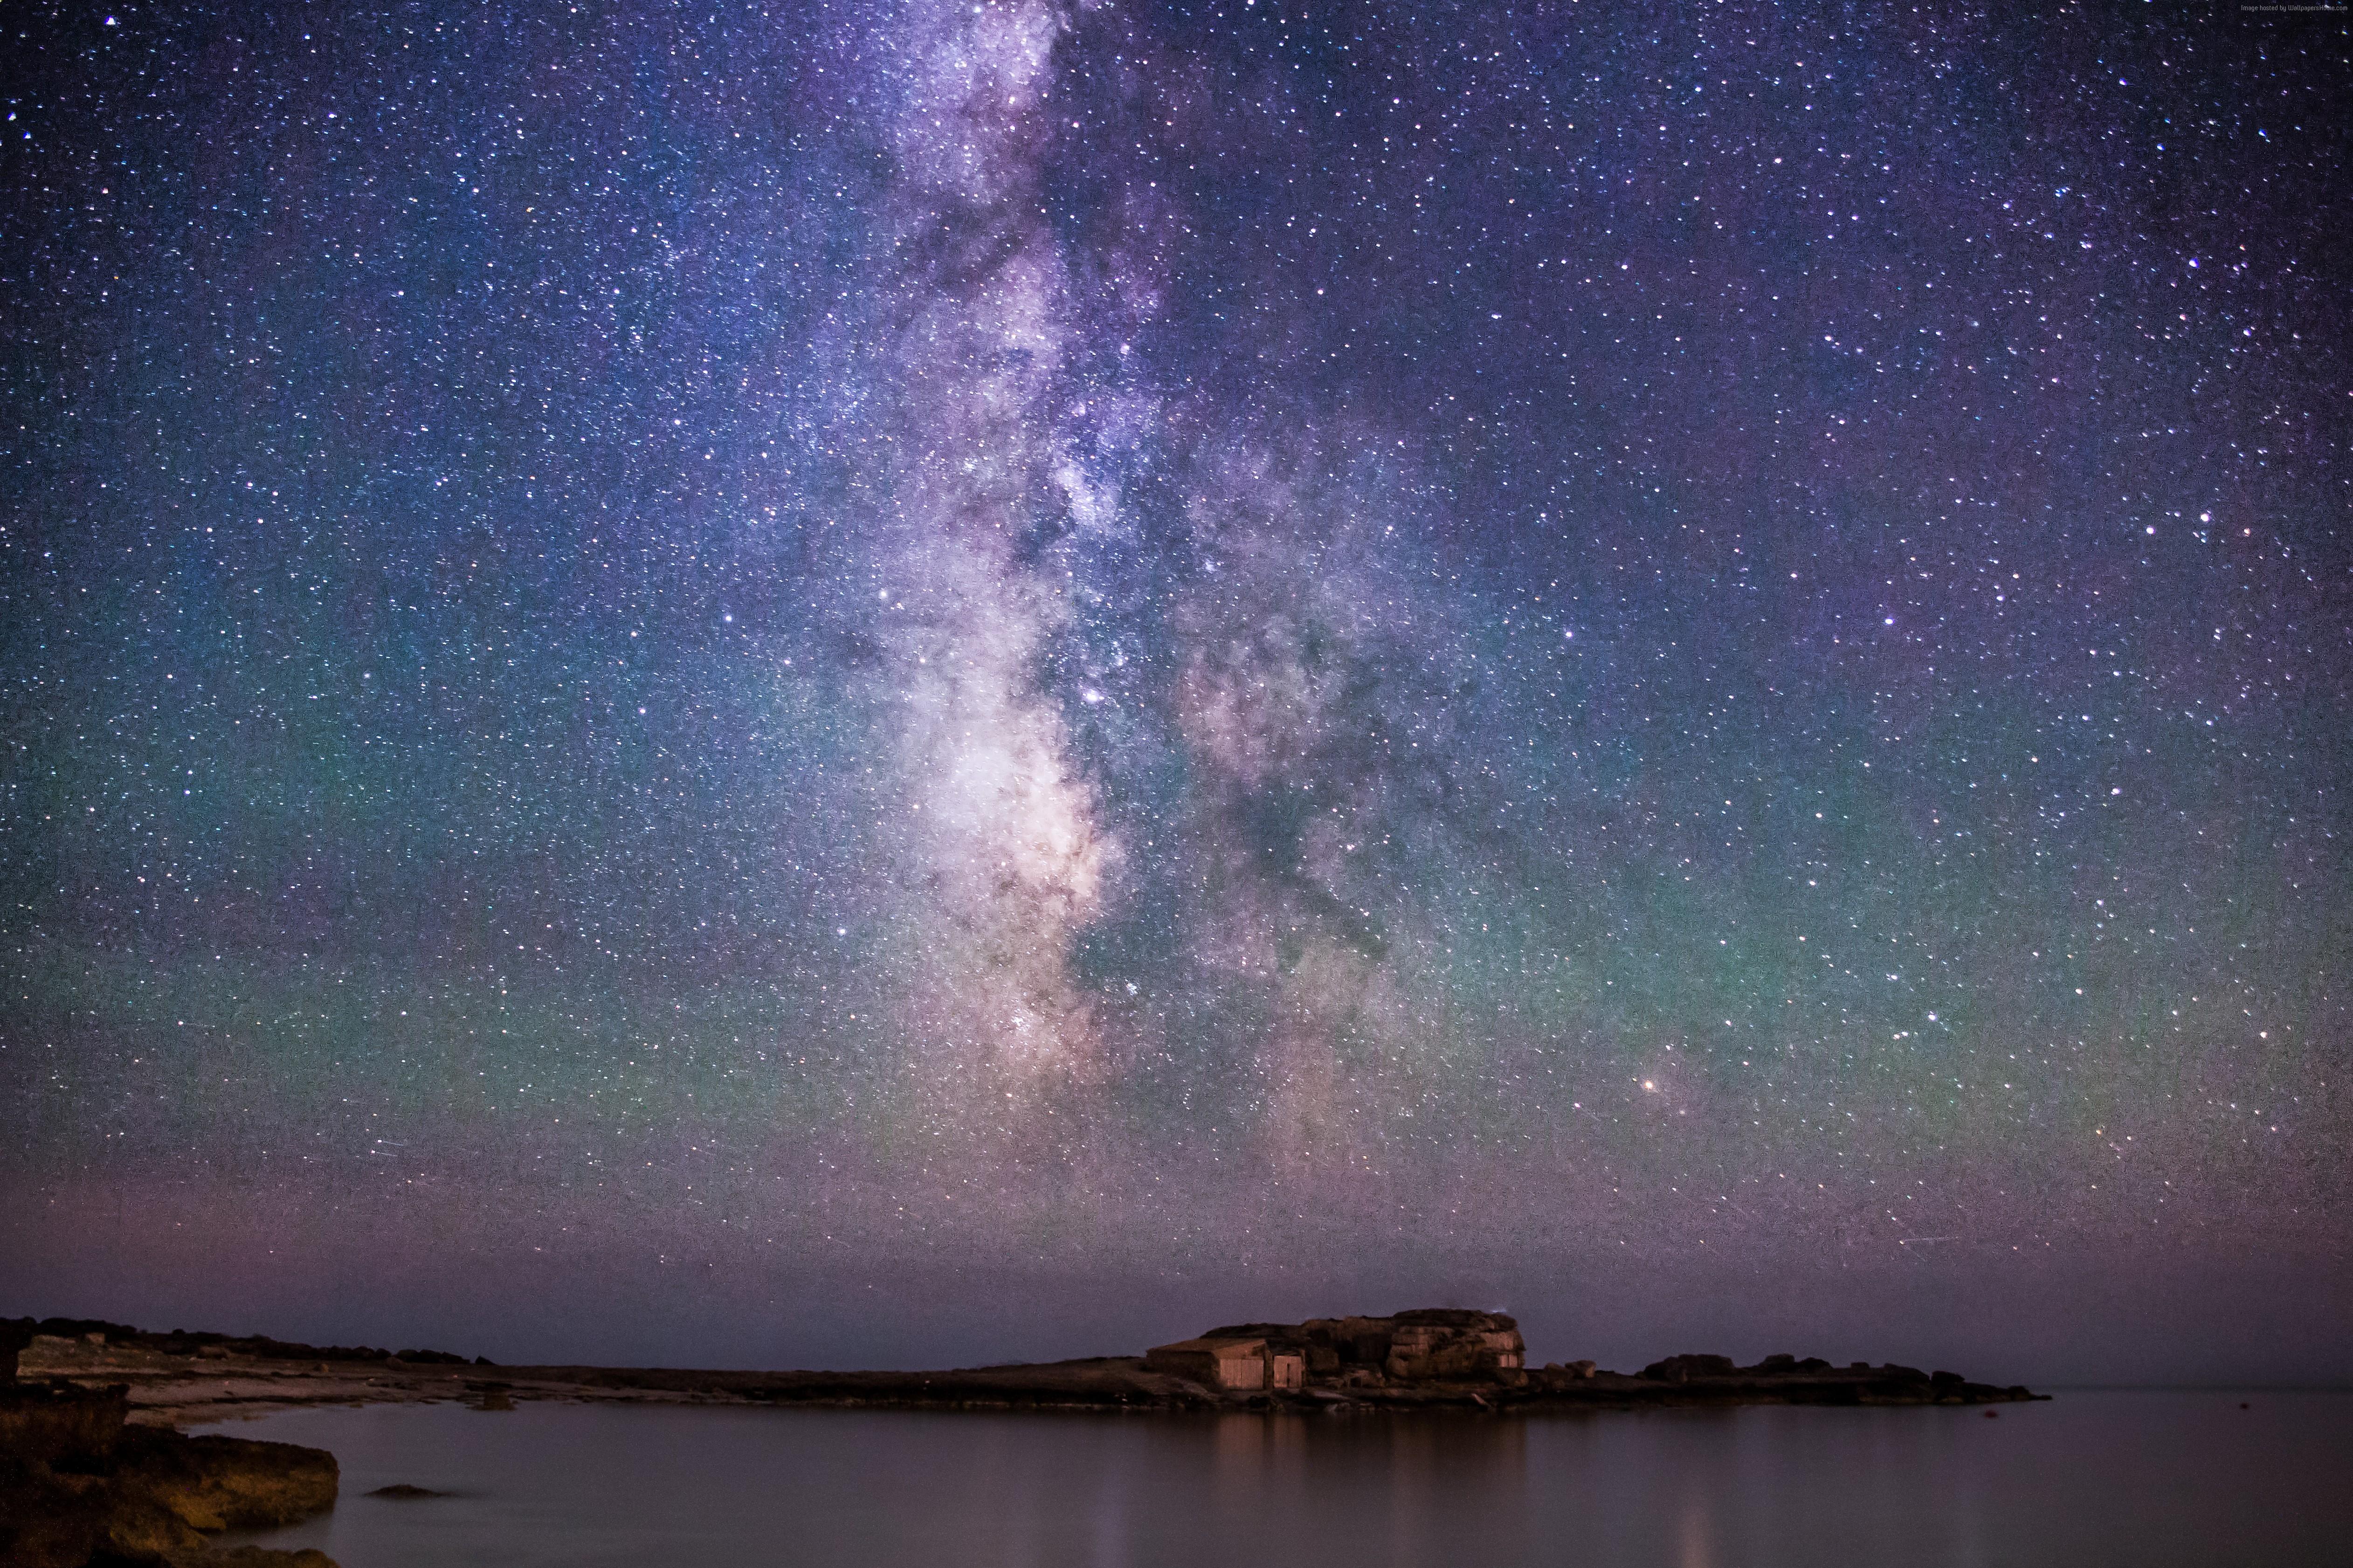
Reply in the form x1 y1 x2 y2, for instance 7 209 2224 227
200 1390 2353 1567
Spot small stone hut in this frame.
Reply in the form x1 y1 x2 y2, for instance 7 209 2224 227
1143 1337 1305 1391
1145 1309 1521 1393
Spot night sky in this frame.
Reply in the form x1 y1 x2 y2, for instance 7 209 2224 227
4 2 2347 1383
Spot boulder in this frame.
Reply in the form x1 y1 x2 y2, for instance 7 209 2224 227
0 1461 207 1568
0 1319 38 1382
0 1382 128 1467
92 1481 214 1563
0 1415 339 1568
0 1466 111 1568
1383 1311 1525 1382
1298 1317 1395 1372
112 1427 339 1532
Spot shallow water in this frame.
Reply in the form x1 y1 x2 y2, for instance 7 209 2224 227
200 1390 2353 1567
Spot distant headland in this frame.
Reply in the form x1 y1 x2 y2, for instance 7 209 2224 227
6 1308 2042 1426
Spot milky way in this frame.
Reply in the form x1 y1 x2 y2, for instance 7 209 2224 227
3 2 2347 1377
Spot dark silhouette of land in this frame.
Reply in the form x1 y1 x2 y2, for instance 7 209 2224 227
6 1309 2043 1426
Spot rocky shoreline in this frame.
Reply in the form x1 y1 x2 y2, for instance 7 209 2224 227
0 1380 338 1568
7 1310 2044 1426
1 1308 2045 1567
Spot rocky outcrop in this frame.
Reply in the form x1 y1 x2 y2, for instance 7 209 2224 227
0 1380 129 1468
1639 1354 1739 1382
1555 1352 2036 1406
0 1378 338 1568
1132 1316 2037 1410
1383 1310 1526 1382
0 1320 37 1383
9 1308 2042 1424
110 1428 339 1534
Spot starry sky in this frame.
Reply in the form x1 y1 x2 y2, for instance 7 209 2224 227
3 1 2348 1382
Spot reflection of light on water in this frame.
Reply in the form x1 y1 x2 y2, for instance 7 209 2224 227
1679 1491 1716 1568
193 1393 2348 1567
1212 1412 1309 1482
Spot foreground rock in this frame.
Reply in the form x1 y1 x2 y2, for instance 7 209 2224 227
0 1377 337 1568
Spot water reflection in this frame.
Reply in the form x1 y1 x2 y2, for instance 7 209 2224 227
206 1392 2353 1568
1202 1412 1531 1565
